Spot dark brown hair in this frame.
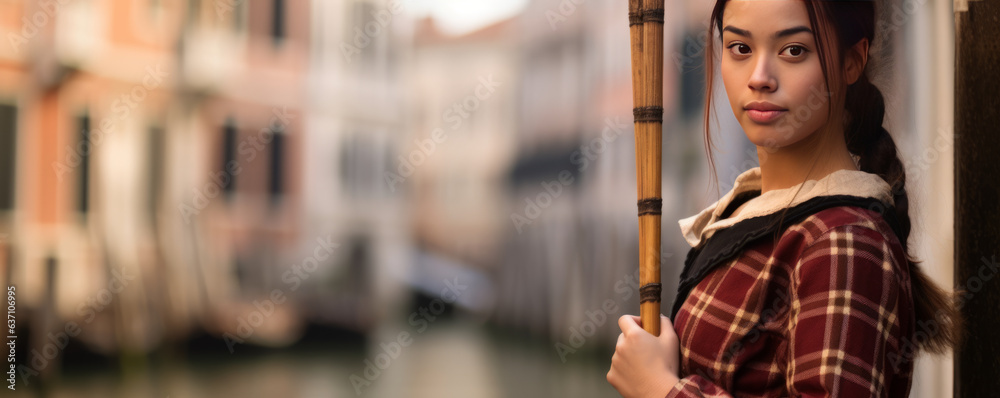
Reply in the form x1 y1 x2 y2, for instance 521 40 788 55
703 0 963 355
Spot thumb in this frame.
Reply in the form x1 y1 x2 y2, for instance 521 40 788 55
618 314 642 335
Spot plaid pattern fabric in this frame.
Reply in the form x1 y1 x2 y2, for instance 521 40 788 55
666 206 915 398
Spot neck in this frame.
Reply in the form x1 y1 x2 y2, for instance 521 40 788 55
756 127 858 194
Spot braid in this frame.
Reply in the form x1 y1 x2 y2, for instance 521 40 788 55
844 74 963 355
844 75 910 243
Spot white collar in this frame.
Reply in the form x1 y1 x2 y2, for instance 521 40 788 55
678 166 894 248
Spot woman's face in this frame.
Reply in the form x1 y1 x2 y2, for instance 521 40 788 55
720 0 829 149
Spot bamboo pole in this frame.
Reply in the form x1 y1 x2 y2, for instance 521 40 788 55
628 0 664 336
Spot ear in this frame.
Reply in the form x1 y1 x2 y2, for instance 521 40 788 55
844 38 869 85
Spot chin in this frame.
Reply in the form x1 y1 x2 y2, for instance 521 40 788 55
742 126 788 148
742 122 814 149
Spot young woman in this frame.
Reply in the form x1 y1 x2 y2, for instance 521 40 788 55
607 1 962 397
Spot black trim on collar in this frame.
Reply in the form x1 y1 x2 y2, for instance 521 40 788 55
720 189 762 220
668 195 901 321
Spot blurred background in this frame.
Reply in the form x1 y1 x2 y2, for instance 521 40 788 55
0 0 959 397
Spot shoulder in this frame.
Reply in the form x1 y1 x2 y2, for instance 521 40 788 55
787 205 902 251
777 205 907 273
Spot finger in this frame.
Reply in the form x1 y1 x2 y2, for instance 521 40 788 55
659 315 678 341
618 314 640 335
659 314 675 332
617 332 624 347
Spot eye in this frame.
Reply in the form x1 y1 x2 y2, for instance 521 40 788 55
727 42 751 57
780 45 808 58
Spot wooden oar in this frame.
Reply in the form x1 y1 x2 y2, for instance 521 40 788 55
628 0 664 336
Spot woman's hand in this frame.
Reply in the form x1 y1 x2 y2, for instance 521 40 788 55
607 314 681 397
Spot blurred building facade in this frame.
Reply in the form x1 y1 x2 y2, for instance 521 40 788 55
0 0 200 364
497 0 668 345
303 0 414 331
404 16 517 315
177 0 311 345
0 0 318 366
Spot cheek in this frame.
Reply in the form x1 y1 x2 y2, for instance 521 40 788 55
780 70 830 140
720 61 743 113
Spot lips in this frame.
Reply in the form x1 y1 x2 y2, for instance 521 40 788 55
744 101 788 124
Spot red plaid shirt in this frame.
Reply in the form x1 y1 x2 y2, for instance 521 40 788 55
666 169 915 397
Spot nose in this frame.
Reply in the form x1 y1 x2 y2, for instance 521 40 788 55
747 56 777 92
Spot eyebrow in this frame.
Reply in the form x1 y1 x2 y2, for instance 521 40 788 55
774 26 813 38
722 25 814 39
722 25 752 38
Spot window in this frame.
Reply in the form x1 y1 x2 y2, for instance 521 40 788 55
187 0 201 25
340 134 357 196
147 126 163 225
340 133 378 199
271 0 285 45
232 0 247 32
149 0 163 21
677 29 706 121
269 131 284 202
0 105 15 211
222 118 237 197
349 1 379 70
77 113 90 214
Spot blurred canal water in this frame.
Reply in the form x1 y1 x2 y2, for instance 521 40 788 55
8 318 618 398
